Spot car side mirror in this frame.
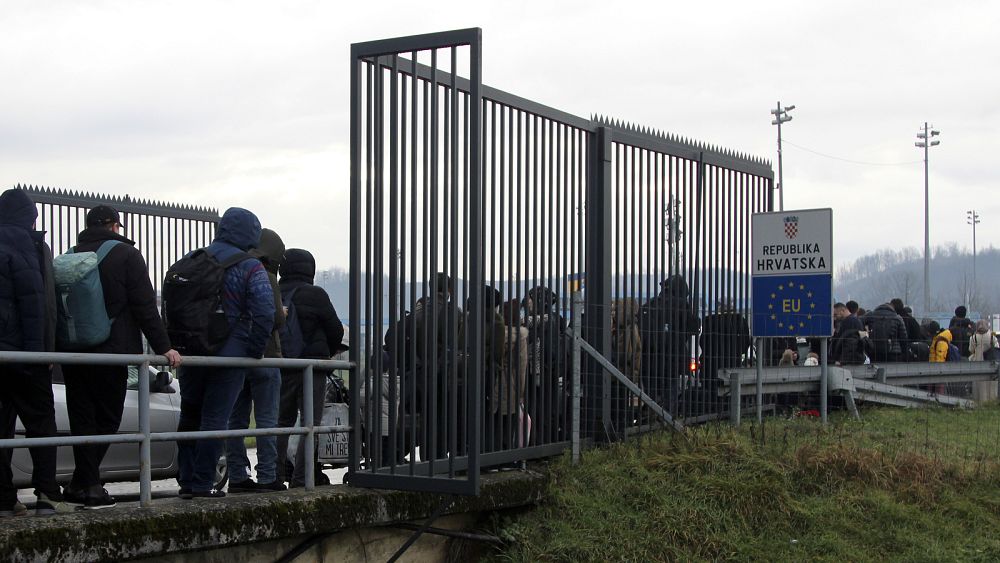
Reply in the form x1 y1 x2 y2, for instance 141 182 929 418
154 370 175 393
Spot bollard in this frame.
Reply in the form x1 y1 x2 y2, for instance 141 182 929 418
138 361 152 507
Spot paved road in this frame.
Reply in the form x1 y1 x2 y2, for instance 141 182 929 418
18 449 349 505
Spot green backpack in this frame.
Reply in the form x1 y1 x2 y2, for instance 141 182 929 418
53 240 120 350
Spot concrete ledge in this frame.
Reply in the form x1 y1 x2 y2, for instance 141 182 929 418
0 470 547 562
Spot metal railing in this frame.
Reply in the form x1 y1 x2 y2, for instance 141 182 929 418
0 352 353 507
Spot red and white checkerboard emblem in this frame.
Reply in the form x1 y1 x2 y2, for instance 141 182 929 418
783 216 799 239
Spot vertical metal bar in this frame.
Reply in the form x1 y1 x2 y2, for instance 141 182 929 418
348 51 362 477
388 55 400 471
755 336 763 423
468 33 483 489
448 47 459 474
571 291 582 464
303 365 315 490
586 127 613 439
427 49 439 473
138 360 152 507
408 51 419 475
820 336 829 424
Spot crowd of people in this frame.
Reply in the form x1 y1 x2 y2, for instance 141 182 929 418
0 188 345 517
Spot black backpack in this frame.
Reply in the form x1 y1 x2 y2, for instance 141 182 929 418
949 320 973 356
162 249 250 355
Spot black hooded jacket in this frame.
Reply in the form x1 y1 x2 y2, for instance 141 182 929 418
278 249 345 360
0 189 46 352
69 226 171 355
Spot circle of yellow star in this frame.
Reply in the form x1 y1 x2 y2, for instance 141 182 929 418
771 293 776 299
771 314 777 320
778 285 784 291
777 322 783 328
799 284 805 290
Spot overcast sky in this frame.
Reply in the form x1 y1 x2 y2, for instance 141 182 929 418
3 0 997 273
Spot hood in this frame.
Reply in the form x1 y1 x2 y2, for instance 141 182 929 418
0 189 38 229
280 248 316 284
214 207 261 251
250 228 285 271
660 274 690 300
874 304 896 314
937 329 953 343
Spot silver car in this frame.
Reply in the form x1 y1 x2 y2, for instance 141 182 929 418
11 365 181 488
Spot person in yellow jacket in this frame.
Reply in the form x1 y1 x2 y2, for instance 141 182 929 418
929 323 953 363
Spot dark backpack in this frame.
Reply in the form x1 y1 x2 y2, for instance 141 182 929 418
162 248 250 355
946 343 961 362
278 287 305 358
950 320 973 356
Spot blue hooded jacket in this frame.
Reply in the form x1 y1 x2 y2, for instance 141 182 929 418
0 189 45 352
206 208 274 358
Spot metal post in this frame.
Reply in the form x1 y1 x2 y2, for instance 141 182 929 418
776 102 784 212
729 370 740 427
303 365 315 490
755 337 763 423
571 291 582 465
138 361 152 507
923 122 930 315
820 337 829 424
585 126 613 439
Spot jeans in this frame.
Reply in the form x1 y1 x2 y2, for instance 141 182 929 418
0 364 58 503
177 367 245 492
226 367 281 485
275 369 327 485
63 364 127 490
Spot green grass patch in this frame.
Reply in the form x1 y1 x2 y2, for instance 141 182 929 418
491 404 1000 562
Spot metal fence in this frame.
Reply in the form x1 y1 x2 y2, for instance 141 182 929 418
348 28 774 495
16 184 220 295
0 352 352 507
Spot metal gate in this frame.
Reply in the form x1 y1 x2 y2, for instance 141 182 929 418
348 28 774 495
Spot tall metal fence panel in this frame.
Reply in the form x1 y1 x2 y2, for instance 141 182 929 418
349 28 774 495
16 184 220 294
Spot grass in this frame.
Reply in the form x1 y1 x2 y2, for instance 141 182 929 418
489 404 1000 562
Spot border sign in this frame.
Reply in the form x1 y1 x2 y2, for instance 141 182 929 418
751 208 833 338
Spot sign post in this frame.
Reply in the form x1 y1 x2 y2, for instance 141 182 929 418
751 208 833 423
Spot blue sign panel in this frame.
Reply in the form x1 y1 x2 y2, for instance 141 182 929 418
752 274 832 337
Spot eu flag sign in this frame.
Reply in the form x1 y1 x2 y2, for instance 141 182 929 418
752 208 833 338
751 274 832 337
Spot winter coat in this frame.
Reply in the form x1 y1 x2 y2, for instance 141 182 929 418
948 317 975 357
249 228 286 358
37 238 56 352
830 314 865 365
278 248 344 360
206 207 274 359
459 308 509 414
0 189 45 352
968 331 996 362
413 294 462 365
67 227 172 355
930 329 953 363
612 298 642 385
639 276 700 365
862 305 908 361
700 311 751 377
503 326 529 415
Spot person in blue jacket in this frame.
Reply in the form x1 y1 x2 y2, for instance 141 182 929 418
176 207 274 498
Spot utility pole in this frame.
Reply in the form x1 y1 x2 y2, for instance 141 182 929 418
967 210 980 294
915 122 940 316
770 102 794 211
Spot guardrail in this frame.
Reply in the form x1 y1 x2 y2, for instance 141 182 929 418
0 351 353 507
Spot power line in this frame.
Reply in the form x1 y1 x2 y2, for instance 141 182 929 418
782 138 922 166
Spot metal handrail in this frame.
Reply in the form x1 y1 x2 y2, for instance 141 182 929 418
0 351 355 507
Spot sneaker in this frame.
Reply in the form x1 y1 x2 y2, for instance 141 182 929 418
62 486 86 507
178 487 193 500
190 489 226 499
227 480 259 494
83 487 117 510
256 480 287 492
35 491 74 516
0 501 28 518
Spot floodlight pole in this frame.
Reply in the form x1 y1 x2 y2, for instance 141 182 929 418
968 210 980 292
771 102 794 212
915 122 940 316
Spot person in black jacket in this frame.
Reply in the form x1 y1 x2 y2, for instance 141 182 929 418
949 306 976 358
862 303 908 363
639 275 700 413
830 303 865 365
700 304 751 403
0 188 69 516
275 248 345 487
61 205 181 509
891 299 924 360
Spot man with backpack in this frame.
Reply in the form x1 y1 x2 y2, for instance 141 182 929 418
59 205 181 510
275 248 344 487
225 228 286 493
0 188 70 516
169 207 273 498
949 306 975 359
862 303 908 363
